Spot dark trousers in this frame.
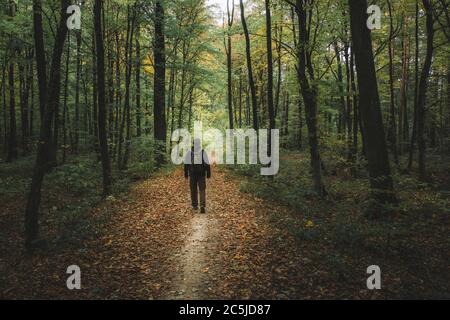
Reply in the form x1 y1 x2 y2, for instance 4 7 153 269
190 175 206 208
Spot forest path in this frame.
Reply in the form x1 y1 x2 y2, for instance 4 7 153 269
2 166 306 299
164 196 217 299
91 166 295 300
161 167 267 299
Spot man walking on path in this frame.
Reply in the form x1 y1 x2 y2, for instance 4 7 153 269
184 139 211 213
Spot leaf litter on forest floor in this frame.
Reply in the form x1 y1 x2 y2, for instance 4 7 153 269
1 167 449 299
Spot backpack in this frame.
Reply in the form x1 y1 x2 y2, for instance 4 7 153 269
191 150 206 176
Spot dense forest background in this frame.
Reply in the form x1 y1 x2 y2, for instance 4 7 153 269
0 0 449 299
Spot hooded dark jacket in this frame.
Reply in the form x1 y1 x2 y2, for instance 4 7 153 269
184 149 211 178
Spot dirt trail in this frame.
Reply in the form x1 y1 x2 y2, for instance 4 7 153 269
161 168 284 299
166 213 216 299
165 169 226 299
1 167 305 299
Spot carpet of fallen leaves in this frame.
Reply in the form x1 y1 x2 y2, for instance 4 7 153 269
1 167 448 299
1 169 195 299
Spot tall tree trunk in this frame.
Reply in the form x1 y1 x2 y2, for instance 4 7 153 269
344 41 353 161
283 91 290 139
25 0 70 250
297 96 303 150
119 5 136 170
178 41 187 129
350 47 359 167
294 0 326 196
74 29 82 153
107 34 115 155
168 60 176 149
32 0 46 121
6 0 17 162
239 69 243 128
113 31 122 160
50 69 61 166
265 0 276 147
408 0 420 171
234 81 239 127
239 0 258 131
7 60 18 162
334 44 346 136
387 0 399 165
274 24 283 119
226 40 233 128
226 0 235 129
92 34 99 153
29 55 34 139
154 0 167 165
399 14 410 155
62 32 70 164
82 72 90 138
290 7 302 150
188 85 194 131
348 0 396 212
245 87 250 126
117 8 131 167
135 24 142 137
446 68 450 156
19 53 31 155
94 0 112 196
1 63 7 156
417 0 435 179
